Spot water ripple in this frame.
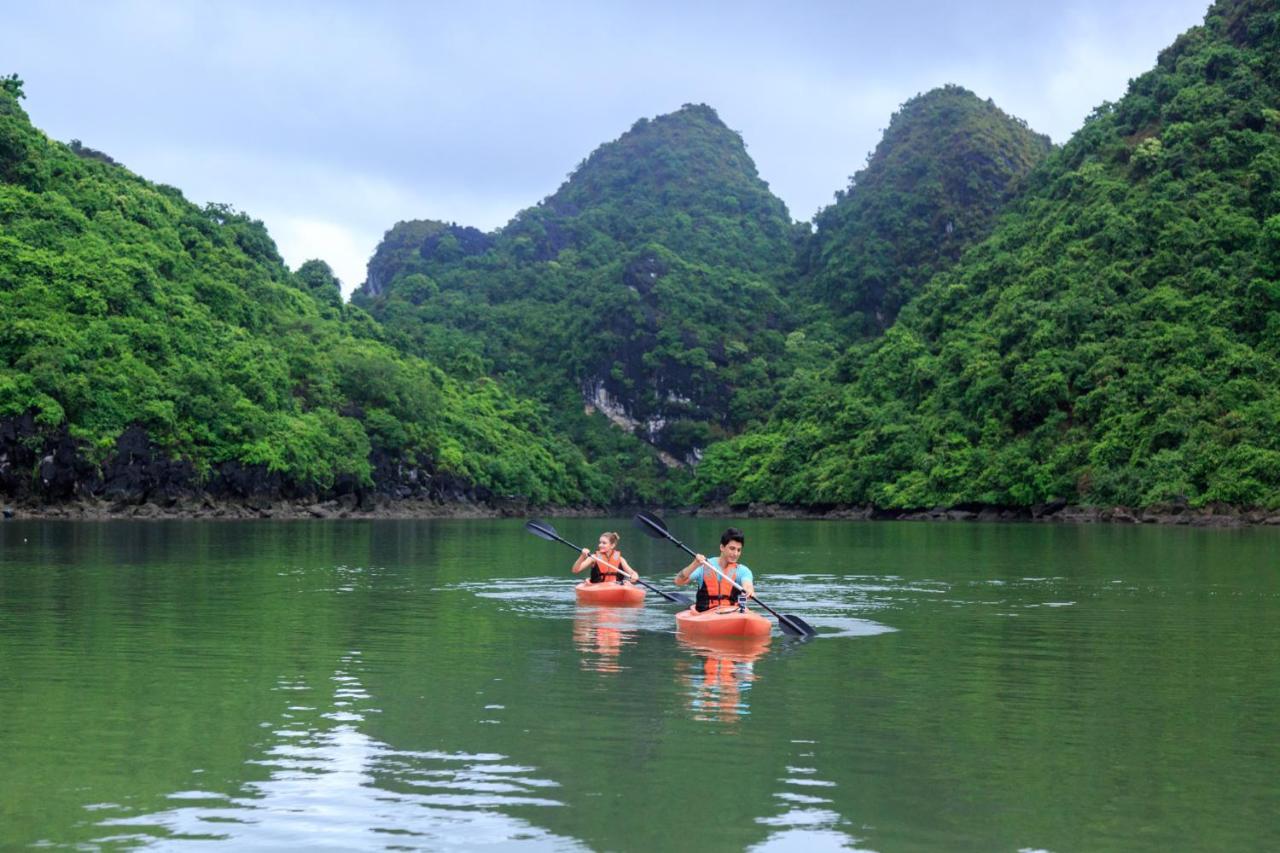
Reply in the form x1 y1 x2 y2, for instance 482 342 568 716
92 666 586 851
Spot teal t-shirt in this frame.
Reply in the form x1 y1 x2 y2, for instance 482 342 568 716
689 557 752 587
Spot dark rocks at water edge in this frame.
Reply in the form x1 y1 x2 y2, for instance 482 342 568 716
5 411 1278 526
694 501 1280 528
5 496 532 521
0 413 528 519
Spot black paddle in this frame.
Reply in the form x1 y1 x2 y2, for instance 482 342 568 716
632 510 817 638
524 519 694 606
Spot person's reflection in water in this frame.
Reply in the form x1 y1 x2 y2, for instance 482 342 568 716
676 634 770 723
572 606 640 674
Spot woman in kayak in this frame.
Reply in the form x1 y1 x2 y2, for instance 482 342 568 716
673 527 756 612
572 531 641 584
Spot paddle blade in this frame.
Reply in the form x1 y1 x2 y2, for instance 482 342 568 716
524 519 560 542
633 510 670 539
777 614 817 639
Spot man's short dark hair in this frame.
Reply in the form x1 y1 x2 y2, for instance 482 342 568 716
721 527 745 547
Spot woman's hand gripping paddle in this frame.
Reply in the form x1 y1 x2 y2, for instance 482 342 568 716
524 519 693 606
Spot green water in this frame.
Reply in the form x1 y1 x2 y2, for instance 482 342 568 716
1 518 1277 851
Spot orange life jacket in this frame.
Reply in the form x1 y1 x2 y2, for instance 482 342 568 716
698 561 741 610
591 549 623 583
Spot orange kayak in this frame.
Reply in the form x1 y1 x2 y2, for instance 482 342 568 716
574 580 646 606
675 605 771 638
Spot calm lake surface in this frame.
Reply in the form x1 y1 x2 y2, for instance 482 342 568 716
2 518 1278 851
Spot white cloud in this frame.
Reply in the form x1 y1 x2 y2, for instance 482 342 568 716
1042 10 1177 138
2 0 1215 288
113 142 530 298
271 217 373 298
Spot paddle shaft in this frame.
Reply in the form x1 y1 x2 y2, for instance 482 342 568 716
537 526 690 603
631 511 816 637
581 551 692 603
550 533 633 580
665 535 793 622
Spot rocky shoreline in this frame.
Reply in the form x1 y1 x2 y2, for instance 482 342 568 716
0 414 579 522
5 496 1280 526
6 414 1279 527
0 493 614 521
692 500 1280 527
2 495 501 521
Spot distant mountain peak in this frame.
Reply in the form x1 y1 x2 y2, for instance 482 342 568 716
805 84 1052 332
543 101 783 222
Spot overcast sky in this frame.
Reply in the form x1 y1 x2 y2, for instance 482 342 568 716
4 0 1211 296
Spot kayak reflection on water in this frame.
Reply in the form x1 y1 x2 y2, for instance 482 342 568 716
572 605 641 674
676 633 770 723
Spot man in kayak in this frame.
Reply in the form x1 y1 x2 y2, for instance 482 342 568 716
673 527 756 612
572 531 641 585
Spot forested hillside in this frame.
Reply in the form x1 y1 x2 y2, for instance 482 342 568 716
693 0 1280 512
0 83 608 509
355 95 1047 484
354 105 821 476
7 0 1275 517
804 85 1052 335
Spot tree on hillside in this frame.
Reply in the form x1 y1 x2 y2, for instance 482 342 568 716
2 73 24 100
296 259 344 308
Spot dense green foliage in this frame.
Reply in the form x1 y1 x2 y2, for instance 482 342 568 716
1 74 23 101
694 0 1280 510
10 0 1280 513
355 105 827 485
805 85 1052 334
357 92 1052 497
0 90 608 504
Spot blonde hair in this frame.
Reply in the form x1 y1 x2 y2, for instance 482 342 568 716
601 531 620 547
